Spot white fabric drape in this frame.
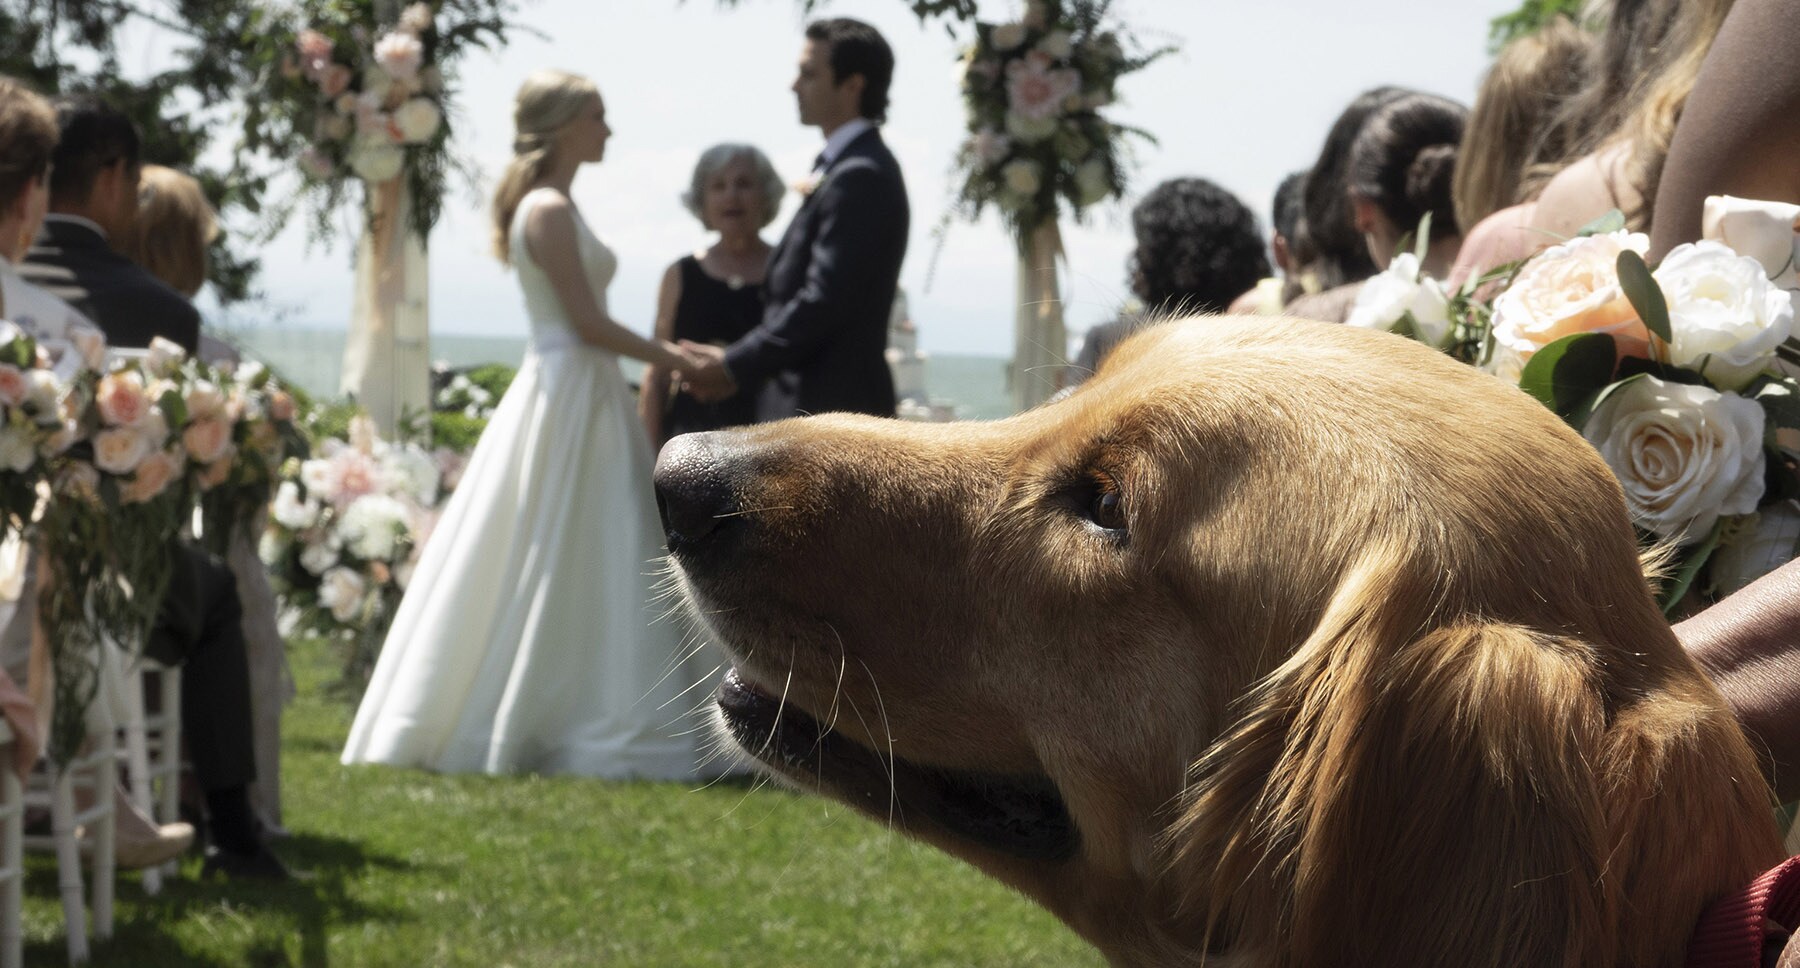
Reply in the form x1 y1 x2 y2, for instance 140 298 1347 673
341 180 431 438
1012 220 1067 412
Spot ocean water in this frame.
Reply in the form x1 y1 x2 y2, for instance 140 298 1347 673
226 326 1017 421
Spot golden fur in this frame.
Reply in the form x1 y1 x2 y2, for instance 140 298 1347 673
660 317 1782 967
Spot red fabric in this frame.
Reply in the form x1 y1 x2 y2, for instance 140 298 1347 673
1688 856 1800 968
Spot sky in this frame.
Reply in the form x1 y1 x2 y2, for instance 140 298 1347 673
169 0 1517 358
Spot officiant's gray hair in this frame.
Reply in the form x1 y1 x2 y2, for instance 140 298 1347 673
492 69 599 263
681 144 784 231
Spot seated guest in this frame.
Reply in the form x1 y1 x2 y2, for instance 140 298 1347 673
17 95 200 353
120 162 288 835
1284 87 1414 323
639 144 780 448
1071 177 1269 381
0 75 194 869
1346 92 1469 278
20 95 284 879
1228 170 1308 315
118 164 239 366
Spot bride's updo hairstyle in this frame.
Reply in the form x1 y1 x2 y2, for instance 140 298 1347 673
1348 92 1470 242
491 69 599 264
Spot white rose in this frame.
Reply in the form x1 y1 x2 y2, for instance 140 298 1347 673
1074 158 1110 207
361 68 395 107
1345 252 1454 348
348 138 405 184
1655 240 1794 390
299 457 334 497
0 425 35 473
1036 29 1073 59
374 31 424 82
299 540 339 576
1703 195 1800 304
381 444 440 504
273 480 320 530
991 22 1027 52
393 97 441 144
398 2 433 34
68 323 106 371
338 493 410 562
144 336 187 377
22 371 58 424
1001 159 1042 197
185 379 227 420
1583 376 1766 545
317 566 367 623
1490 230 1651 363
258 528 290 568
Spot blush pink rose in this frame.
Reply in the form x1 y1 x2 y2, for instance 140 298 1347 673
93 427 152 474
121 450 180 504
182 417 234 465
0 365 27 408
95 371 149 427
195 451 235 491
1005 57 1081 122
269 390 297 422
319 63 353 98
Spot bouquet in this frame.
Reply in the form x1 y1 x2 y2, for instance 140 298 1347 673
181 359 307 556
263 414 444 683
1352 199 1800 610
951 0 1171 239
0 322 80 536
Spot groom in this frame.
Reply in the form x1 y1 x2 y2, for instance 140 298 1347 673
684 18 909 419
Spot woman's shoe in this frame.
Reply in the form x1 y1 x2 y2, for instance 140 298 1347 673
80 820 195 869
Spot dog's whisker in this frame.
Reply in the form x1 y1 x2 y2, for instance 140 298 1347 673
854 657 901 831
710 505 797 520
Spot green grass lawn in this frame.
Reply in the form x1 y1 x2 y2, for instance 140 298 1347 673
19 640 1104 967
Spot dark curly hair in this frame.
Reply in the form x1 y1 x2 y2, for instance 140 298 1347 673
1349 92 1468 241
1128 178 1271 315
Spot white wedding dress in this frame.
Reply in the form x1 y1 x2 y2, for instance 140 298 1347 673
341 188 712 778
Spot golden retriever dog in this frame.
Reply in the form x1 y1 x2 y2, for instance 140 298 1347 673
655 317 1783 968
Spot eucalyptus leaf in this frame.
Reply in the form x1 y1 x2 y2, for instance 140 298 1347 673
1567 372 1649 432
1412 211 1433 265
1616 250 1671 345
1755 379 1800 430
1660 519 1724 616
1576 209 1627 237
1518 332 1617 417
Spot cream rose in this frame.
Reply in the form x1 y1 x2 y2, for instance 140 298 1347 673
339 493 410 562
393 97 441 144
1036 29 1073 59
1703 195 1800 304
93 426 152 474
374 31 424 82
1490 230 1651 364
300 540 340 576
348 138 405 184
1346 252 1454 348
1583 376 1766 544
195 452 234 491
68 323 106 371
399 2 433 34
121 449 180 504
272 481 320 530
1655 240 1794 390
1001 159 1042 197
0 425 35 473
183 416 234 465
23 371 59 424
317 566 367 623
990 22 1027 52
144 336 187 377
185 379 227 420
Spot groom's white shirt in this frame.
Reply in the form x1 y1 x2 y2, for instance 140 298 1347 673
817 117 874 170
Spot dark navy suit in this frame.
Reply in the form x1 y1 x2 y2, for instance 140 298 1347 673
725 126 909 419
19 217 202 354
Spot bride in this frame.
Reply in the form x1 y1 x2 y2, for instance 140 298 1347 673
342 70 714 778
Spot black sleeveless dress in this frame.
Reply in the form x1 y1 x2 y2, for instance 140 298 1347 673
665 254 764 441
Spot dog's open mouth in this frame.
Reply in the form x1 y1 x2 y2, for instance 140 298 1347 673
718 668 1080 863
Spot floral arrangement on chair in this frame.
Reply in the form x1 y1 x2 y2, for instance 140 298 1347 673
262 413 453 684
950 0 1170 238
1349 199 1800 611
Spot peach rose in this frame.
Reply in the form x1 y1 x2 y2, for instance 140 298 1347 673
195 451 235 491
183 416 234 465
121 449 180 504
269 390 297 422
185 380 227 421
93 426 152 474
95 371 149 427
1489 231 1652 367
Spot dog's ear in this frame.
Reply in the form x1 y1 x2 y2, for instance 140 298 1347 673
1163 548 1781 968
1164 555 1618 968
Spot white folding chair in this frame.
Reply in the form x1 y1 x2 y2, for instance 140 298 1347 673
0 719 25 968
22 726 116 965
118 655 181 894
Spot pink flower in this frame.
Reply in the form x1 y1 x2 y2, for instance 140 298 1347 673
311 449 381 508
96 371 149 427
0 365 27 408
296 30 334 73
269 390 296 422
194 451 235 491
374 31 424 82
93 426 152 474
1005 57 1082 122
319 63 353 99
183 417 234 465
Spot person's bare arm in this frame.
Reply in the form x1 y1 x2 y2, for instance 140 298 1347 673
523 194 692 371
1676 558 1800 802
638 260 682 447
1648 0 1800 259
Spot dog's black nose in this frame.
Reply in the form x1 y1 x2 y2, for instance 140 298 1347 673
654 432 743 554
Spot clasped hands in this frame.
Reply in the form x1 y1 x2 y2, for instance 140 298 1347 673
674 341 737 403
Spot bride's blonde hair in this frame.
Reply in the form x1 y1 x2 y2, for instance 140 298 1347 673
491 69 599 264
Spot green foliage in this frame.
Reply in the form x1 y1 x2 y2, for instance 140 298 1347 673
709 0 979 23
1517 332 1617 418
1487 0 1585 54
1616 249 1672 345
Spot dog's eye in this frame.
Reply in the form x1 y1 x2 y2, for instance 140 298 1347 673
1087 475 1126 533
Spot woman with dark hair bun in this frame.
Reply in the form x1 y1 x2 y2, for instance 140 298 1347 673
1347 92 1469 278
